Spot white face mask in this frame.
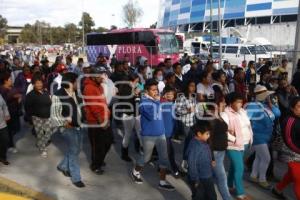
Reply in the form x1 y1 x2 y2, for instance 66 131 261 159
100 73 108 83
271 83 279 90
157 75 163 81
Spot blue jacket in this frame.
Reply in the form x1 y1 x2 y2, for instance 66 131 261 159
161 101 175 138
139 96 165 137
247 102 281 145
187 138 213 180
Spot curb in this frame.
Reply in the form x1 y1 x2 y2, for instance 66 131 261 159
0 176 54 200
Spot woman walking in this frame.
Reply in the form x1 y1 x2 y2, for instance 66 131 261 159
25 74 52 157
246 85 280 189
0 94 10 165
272 97 300 199
221 92 253 200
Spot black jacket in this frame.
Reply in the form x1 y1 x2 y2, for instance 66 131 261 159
281 114 300 154
175 75 184 92
210 118 228 151
25 90 52 118
292 71 300 95
115 83 140 117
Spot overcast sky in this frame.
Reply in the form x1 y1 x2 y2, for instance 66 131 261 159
0 0 160 28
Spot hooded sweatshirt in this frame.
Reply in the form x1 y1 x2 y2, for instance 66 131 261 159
0 94 10 129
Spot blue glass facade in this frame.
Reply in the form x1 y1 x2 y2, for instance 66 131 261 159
159 0 299 27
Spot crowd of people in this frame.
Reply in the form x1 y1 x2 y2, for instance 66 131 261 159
0 51 299 200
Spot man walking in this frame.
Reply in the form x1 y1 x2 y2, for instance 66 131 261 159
83 67 113 175
51 72 85 188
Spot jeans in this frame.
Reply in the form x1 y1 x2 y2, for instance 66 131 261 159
58 128 83 183
166 137 179 172
227 149 245 196
251 144 271 182
190 178 217 200
122 114 142 148
183 126 192 160
213 151 232 200
137 135 169 169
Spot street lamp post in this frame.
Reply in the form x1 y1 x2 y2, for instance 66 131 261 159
218 0 222 67
293 0 300 74
210 0 213 57
82 0 85 55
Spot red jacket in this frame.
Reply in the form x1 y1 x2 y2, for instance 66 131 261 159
83 78 110 124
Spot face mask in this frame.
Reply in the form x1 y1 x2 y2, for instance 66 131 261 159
157 75 163 81
271 83 278 90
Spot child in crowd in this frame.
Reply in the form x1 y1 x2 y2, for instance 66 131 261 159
161 85 180 178
131 79 175 191
186 120 217 200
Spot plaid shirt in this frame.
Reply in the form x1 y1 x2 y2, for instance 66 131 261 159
175 94 197 127
51 95 68 127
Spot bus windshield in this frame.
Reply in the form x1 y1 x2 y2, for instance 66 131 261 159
157 33 179 54
248 45 267 54
263 45 275 51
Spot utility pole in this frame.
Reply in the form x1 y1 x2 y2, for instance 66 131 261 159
293 0 300 74
218 0 222 68
82 0 85 55
210 0 213 57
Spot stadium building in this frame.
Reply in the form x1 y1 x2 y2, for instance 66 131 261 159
157 0 299 48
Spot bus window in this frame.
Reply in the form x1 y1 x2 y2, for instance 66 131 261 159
225 46 238 54
212 46 225 53
212 46 219 53
157 33 179 54
201 43 208 51
240 47 250 55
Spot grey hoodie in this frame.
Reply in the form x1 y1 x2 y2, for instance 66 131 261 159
0 94 10 129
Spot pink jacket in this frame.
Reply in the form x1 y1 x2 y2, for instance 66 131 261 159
222 107 253 151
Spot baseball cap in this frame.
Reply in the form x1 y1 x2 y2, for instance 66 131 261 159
55 64 67 73
90 66 108 74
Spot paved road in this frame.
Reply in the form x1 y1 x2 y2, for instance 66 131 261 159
0 120 296 200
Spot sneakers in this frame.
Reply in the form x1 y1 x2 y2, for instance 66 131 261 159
131 171 143 184
57 166 71 177
173 171 180 179
249 176 258 183
259 181 272 190
41 151 48 158
236 195 252 200
158 182 175 191
0 159 10 165
8 147 18 153
92 168 104 175
271 187 286 199
73 181 85 188
181 160 188 173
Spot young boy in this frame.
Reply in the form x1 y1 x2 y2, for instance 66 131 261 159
187 120 217 200
161 85 180 178
131 79 175 191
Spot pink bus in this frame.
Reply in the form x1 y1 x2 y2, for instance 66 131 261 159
86 28 180 66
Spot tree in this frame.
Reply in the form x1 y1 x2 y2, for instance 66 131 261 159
65 23 78 43
110 25 118 31
51 26 67 44
20 24 37 43
122 0 143 28
150 22 157 29
94 26 109 33
78 12 95 34
0 15 8 38
20 21 51 44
